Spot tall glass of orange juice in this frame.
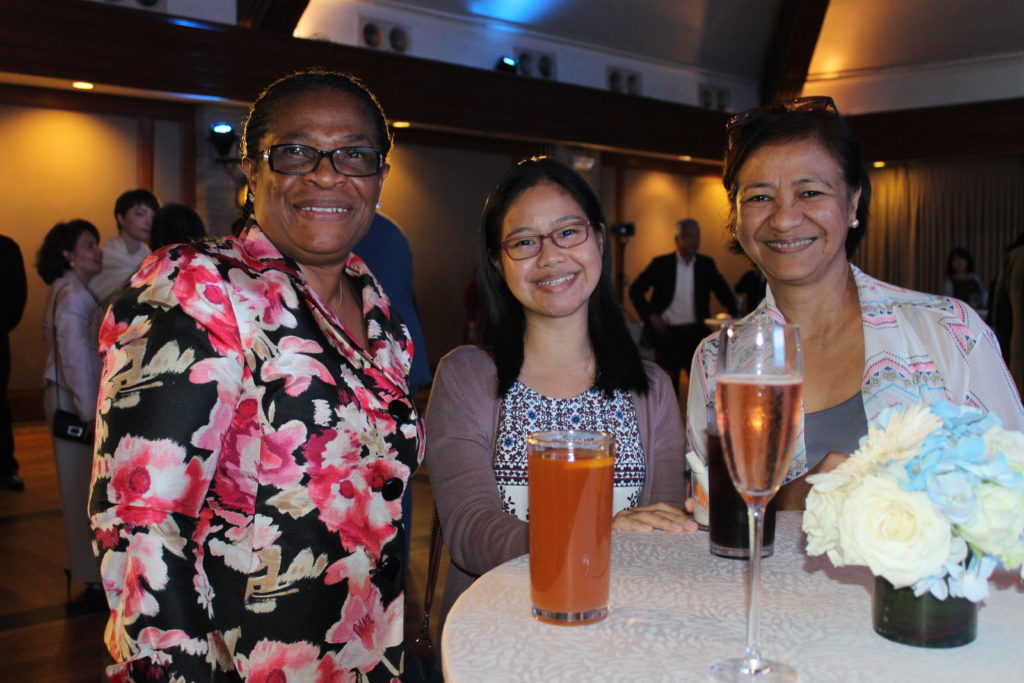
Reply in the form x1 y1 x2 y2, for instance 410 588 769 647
527 430 614 625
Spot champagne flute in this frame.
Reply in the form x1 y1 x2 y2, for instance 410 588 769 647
709 320 802 682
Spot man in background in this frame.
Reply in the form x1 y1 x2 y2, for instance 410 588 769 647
629 218 737 391
0 234 27 491
89 188 159 303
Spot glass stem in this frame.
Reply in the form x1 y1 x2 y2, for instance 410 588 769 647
745 504 765 673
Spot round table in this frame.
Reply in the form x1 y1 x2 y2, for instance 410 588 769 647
442 512 1023 682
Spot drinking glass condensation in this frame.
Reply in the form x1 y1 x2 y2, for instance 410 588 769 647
527 430 614 625
710 321 802 683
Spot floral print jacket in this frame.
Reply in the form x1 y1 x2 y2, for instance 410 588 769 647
88 225 423 682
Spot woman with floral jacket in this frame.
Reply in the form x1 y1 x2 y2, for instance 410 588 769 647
88 69 422 681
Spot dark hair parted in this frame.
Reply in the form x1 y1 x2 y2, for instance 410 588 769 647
36 219 100 285
722 107 871 258
477 157 649 398
947 247 975 277
150 203 207 250
114 188 159 220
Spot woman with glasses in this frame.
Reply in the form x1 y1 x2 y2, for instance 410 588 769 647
88 69 421 680
425 157 692 640
686 97 1024 508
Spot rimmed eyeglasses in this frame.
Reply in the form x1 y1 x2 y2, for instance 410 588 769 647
499 221 595 260
261 144 384 177
726 96 839 140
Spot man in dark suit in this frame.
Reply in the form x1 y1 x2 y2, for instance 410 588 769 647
629 218 737 391
0 234 27 491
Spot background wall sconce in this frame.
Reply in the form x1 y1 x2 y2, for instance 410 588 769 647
209 122 239 162
495 55 519 73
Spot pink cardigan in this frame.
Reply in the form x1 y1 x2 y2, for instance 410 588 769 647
424 345 686 638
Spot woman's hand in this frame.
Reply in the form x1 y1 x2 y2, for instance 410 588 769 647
613 502 698 533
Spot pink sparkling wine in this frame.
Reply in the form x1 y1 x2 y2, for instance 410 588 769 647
716 375 803 506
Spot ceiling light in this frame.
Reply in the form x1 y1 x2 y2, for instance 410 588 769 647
495 56 519 74
392 121 411 129
873 161 886 168
72 81 94 90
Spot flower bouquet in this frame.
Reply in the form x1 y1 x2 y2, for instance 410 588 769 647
802 400 1024 646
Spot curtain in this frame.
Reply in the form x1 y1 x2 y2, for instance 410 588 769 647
853 156 1024 299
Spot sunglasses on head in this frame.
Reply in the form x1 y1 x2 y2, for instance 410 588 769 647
726 96 839 140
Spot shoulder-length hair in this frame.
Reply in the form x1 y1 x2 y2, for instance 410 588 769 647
477 156 648 397
36 219 100 285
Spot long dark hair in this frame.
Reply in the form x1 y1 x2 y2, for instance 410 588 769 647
36 219 100 285
240 68 392 222
722 107 871 258
477 157 648 397
946 247 975 277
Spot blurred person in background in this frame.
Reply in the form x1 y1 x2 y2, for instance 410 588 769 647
0 234 28 491
149 202 207 250
37 219 104 594
88 188 158 302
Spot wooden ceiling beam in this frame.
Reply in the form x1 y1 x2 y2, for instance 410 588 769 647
759 0 830 103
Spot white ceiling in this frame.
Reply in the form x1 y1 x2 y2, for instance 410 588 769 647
301 0 1024 113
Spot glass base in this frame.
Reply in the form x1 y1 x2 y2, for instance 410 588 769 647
709 657 798 681
710 542 774 559
872 576 977 648
531 605 608 625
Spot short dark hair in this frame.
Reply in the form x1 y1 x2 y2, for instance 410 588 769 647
722 107 871 258
36 219 100 285
478 156 649 397
150 203 207 250
947 246 975 277
114 188 159 220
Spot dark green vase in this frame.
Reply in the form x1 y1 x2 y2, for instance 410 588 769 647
872 576 977 648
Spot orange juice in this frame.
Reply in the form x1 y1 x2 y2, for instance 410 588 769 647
528 445 613 625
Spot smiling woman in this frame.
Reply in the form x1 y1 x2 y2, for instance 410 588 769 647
425 156 692 646
686 98 1024 510
88 69 422 681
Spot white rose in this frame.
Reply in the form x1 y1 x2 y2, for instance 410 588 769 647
957 483 1024 569
838 475 952 587
983 426 1024 475
803 487 844 563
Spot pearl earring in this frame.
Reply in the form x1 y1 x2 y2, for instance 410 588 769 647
851 219 860 229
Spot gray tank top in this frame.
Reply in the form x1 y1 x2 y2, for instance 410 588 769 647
804 392 868 471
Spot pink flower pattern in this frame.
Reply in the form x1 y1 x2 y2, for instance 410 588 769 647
89 225 421 681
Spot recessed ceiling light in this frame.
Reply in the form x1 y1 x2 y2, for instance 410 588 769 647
873 161 886 168
678 155 692 162
72 81 94 90
392 121 411 129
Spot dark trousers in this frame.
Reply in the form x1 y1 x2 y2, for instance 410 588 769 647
0 334 16 476
653 323 709 393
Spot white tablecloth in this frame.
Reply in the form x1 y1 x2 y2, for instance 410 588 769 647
442 511 1023 682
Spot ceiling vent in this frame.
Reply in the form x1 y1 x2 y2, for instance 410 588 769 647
607 67 642 96
359 17 411 54
515 49 557 80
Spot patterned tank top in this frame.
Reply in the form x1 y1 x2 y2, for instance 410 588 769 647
493 381 645 521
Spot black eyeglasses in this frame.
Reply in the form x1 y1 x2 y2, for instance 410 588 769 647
499 221 594 260
726 96 839 139
262 144 384 177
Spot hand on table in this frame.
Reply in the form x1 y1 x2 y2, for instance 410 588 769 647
613 502 697 533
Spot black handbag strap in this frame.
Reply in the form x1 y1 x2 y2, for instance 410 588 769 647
415 505 443 650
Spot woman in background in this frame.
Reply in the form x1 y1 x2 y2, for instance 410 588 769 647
37 219 104 596
687 97 1023 508
426 157 690 640
943 246 987 316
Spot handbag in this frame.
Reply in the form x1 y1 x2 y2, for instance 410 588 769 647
49 285 93 445
52 408 91 444
404 506 444 683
